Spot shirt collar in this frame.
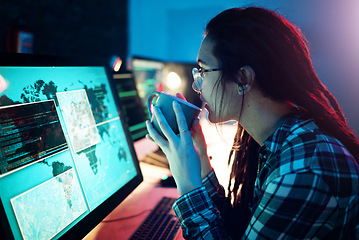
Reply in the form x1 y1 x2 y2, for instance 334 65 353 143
259 113 303 156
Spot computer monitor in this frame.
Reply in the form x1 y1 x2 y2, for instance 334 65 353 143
112 72 148 142
130 57 201 111
0 53 143 239
130 57 165 119
162 61 201 108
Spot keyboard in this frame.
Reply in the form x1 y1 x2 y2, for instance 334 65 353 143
140 148 169 169
130 197 181 240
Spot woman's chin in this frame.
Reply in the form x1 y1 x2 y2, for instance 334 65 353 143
207 110 232 124
207 112 220 124
205 104 226 124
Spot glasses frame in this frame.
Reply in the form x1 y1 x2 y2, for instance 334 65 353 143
192 67 221 93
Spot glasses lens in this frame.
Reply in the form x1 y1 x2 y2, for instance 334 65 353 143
192 68 202 93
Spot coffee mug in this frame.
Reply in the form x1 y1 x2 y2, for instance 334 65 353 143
147 91 201 138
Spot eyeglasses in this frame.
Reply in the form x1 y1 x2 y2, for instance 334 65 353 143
192 67 221 93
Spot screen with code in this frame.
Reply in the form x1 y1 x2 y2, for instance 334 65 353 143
0 62 142 240
0 100 68 175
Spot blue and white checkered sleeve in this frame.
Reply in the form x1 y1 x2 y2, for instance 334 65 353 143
244 172 338 239
173 187 230 239
202 170 222 197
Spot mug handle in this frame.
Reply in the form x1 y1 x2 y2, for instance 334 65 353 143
147 91 160 119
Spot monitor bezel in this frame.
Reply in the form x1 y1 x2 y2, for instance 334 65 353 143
0 53 143 239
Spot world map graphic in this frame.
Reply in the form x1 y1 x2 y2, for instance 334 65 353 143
0 67 137 239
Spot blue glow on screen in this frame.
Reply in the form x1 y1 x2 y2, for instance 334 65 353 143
0 66 137 239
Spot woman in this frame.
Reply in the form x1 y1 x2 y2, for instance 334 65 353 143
146 7 359 239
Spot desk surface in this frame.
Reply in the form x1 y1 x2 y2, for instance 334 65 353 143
83 163 183 240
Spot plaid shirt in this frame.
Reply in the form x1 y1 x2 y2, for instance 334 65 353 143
173 115 359 239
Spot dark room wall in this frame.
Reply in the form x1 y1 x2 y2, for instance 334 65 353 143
129 0 359 136
0 0 128 66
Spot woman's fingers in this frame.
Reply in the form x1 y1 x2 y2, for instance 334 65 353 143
176 92 187 101
191 118 207 152
145 134 154 142
173 101 192 144
153 106 177 140
192 118 201 132
146 120 167 149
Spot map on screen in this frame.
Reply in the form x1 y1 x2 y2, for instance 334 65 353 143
0 66 138 239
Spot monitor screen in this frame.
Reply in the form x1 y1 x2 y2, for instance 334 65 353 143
130 57 165 119
162 61 201 108
0 54 143 240
130 57 201 113
113 72 148 142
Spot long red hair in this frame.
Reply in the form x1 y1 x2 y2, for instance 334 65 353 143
205 7 359 238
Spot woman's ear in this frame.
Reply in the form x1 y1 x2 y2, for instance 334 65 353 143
237 66 255 94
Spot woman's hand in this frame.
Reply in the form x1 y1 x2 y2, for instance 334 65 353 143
191 118 213 179
175 93 212 179
146 100 203 196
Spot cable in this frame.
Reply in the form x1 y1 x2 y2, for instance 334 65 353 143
101 209 152 223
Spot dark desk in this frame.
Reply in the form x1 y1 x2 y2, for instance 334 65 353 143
83 162 183 239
